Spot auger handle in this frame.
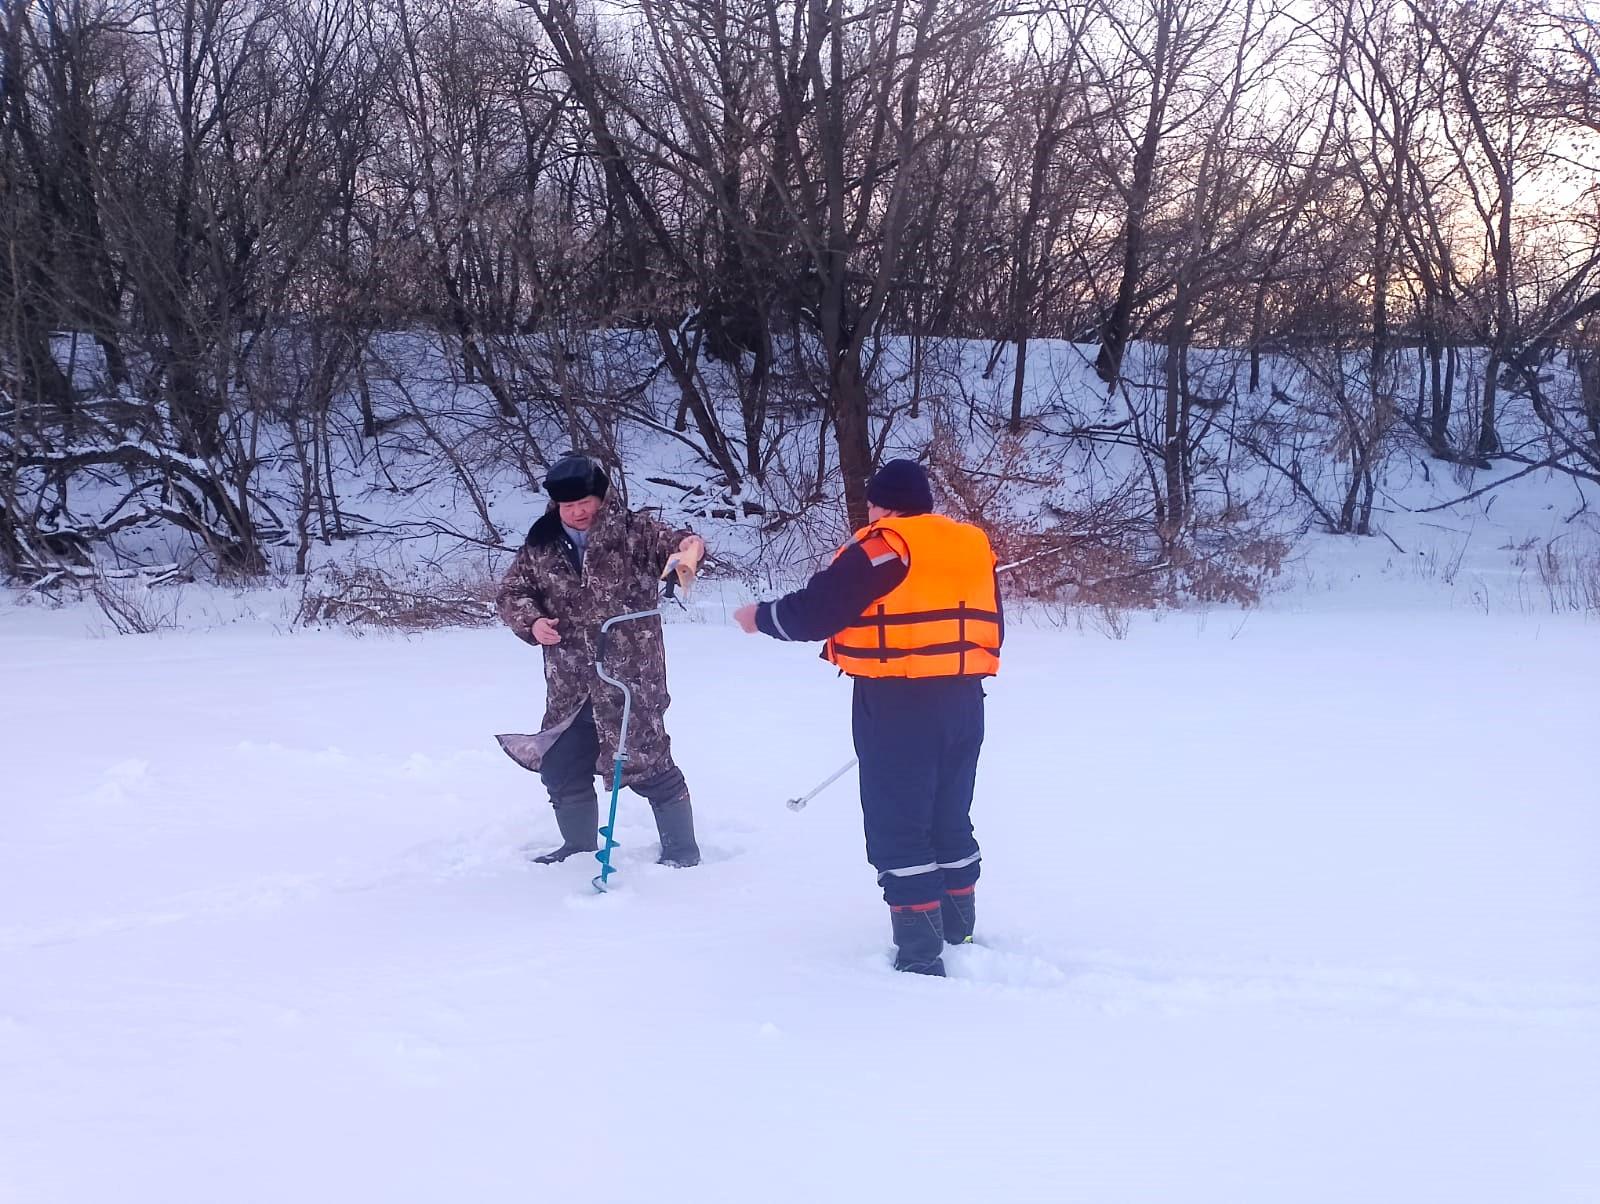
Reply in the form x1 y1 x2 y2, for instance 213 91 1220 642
785 757 859 811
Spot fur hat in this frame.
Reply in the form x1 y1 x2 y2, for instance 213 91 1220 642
544 454 610 503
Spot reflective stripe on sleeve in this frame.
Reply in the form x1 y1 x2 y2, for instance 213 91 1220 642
769 600 794 641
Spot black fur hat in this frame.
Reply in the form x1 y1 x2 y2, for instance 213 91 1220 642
544 454 610 503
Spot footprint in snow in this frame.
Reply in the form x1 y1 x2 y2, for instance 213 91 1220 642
943 940 1069 989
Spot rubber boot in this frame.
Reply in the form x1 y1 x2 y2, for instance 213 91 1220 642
650 794 701 868
942 885 976 945
530 794 599 864
890 902 947 976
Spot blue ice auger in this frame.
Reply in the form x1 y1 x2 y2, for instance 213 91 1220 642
591 607 662 893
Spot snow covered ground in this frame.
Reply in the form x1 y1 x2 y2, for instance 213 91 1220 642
3 579 1597 1201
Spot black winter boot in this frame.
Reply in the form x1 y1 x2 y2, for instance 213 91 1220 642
650 794 701 868
530 795 599 864
889 903 947 975
942 885 976 945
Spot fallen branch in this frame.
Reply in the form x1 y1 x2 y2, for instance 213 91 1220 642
1412 456 1565 513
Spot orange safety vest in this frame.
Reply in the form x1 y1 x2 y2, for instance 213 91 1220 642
824 513 1001 679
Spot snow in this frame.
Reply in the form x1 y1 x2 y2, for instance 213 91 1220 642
7 324 1600 1199
3 593 1597 1202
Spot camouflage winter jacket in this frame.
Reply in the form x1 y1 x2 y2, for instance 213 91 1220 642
495 492 695 786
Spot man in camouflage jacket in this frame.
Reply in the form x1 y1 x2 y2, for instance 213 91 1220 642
496 454 705 867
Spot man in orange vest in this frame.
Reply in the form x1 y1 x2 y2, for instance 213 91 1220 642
734 460 1001 976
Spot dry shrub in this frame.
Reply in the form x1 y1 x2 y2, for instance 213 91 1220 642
297 562 499 631
1167 525 1291 606
925 426 1287 611
927 427 1161 602
89 569 188 634
1536 538 1600 613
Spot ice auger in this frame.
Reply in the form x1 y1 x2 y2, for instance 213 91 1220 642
590 540 702 892
590 607 661 892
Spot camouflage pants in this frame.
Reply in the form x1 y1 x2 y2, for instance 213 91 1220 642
537 700 688 808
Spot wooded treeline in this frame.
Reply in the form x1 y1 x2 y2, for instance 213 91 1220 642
3 0 1598 580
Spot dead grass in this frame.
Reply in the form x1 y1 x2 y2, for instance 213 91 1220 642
1536 538 1600 613
296 562 499 631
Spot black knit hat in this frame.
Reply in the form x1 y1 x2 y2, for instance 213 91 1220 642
866 459 933 515
544 454 609 503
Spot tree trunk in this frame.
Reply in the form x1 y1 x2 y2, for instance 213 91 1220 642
1009 335 1028 433
1161 325 1189 535
833 350 874 532
654 318 742 486
1579 353 1600 446
1477 356 1501 459
1428 337 1451 455
1248 288 1267 394
1094 10 1171 390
